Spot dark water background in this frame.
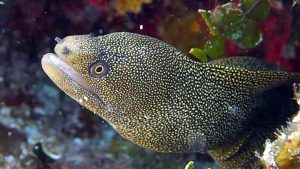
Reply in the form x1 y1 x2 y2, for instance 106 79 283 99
0 0 299 169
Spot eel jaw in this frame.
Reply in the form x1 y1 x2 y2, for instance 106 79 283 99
42 53 120 132
41 53 92 92
41 53 101 110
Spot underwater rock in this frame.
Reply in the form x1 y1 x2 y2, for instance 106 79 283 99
0 123 26 155
35 84 61 116
0 124 40 169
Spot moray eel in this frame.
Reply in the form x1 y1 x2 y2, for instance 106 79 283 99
41 32 300 169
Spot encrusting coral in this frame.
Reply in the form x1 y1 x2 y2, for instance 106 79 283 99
261 83 300 169
115 0 152 15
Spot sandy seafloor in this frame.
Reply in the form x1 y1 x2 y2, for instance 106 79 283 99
0 0 300 169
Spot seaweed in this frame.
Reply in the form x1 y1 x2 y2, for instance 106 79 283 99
190 0 270 62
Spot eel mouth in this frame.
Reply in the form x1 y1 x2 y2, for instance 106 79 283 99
42 52 115 125
41 53 93 92
42 52 113 118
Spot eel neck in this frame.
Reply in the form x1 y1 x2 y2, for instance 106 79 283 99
207 130 264 169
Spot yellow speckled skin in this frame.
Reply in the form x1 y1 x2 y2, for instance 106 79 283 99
42 32 300 169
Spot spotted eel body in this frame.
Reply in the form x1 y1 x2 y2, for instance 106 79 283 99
41 32 300 168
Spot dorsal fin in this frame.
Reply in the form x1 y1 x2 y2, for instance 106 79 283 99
210 56 286 72
204 61 300 94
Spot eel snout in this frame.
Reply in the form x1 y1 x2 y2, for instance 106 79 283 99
41 53 92 91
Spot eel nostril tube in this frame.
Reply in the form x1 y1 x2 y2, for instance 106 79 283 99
55 37 64 44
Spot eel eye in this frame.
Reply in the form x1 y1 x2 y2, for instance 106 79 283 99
89 61 109 78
